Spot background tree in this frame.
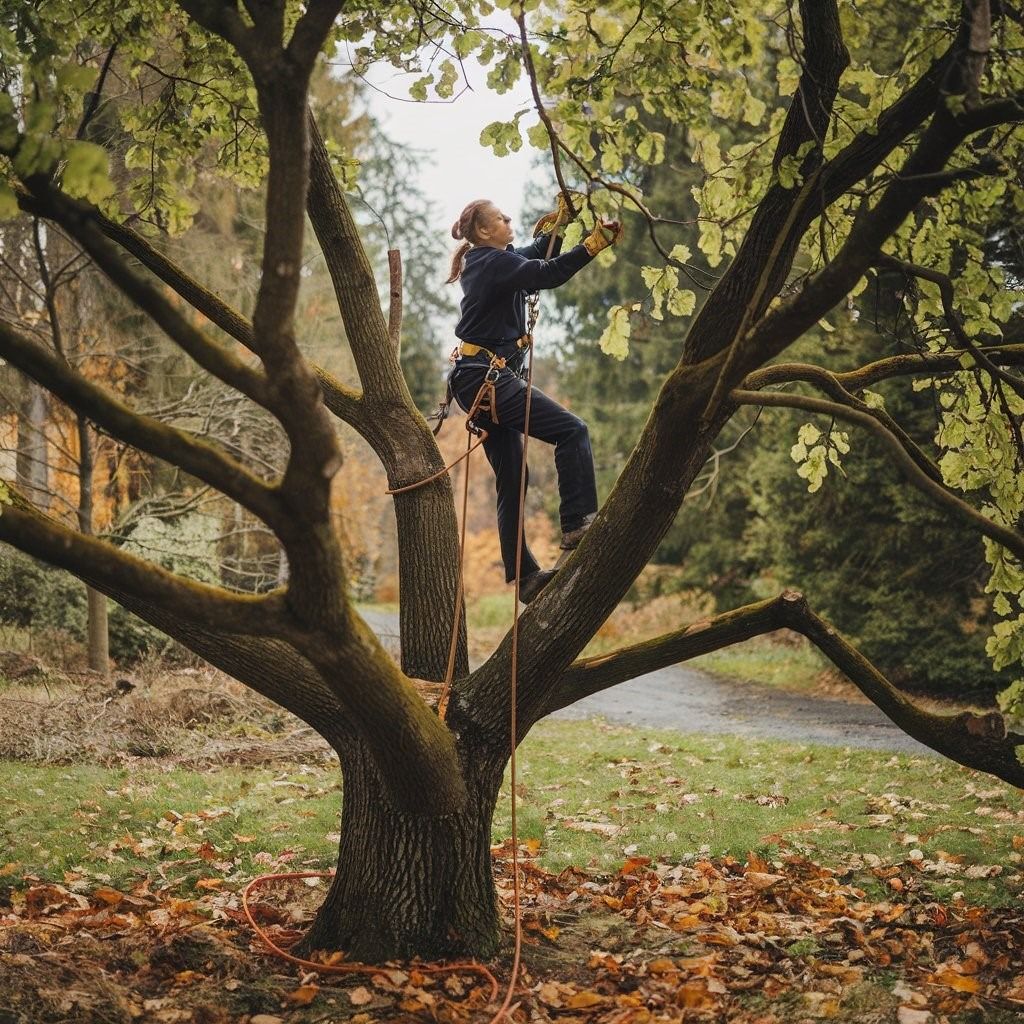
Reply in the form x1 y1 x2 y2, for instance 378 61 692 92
0 0 1021 964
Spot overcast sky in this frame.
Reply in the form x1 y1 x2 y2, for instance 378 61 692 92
354 22 549 283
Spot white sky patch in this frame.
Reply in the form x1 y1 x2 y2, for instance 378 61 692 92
353 24 550 285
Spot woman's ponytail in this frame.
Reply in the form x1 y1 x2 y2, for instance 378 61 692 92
446 240 472 284
445 199 491 284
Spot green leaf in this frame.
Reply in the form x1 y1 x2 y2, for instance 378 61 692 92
436 60 458 99
61 141 114 203
797 423 822 445
598 304 631 360
409 74 433 101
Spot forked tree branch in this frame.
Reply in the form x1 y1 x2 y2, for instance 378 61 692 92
729 387 1024 561
14 189 365 428
545 590 1024 789
731 96 1023 381
286 0 346 70
740 362 946 486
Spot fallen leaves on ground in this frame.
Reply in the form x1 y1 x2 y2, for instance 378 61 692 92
1 843 1023 1023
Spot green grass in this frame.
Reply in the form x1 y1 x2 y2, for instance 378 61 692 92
690 634 830 692
2 720 1021 911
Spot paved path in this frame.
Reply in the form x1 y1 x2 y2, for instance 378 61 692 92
357 608 937 757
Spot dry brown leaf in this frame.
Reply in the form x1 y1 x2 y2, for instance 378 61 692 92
745 871 783 890
92 887 124 905
348 986 373 1006
566 990 606 1008
285 984 319 1006
928 969 981 992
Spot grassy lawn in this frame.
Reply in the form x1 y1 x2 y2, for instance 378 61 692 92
3 719 1020 912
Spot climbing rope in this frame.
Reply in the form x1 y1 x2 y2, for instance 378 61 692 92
240 871 500 1003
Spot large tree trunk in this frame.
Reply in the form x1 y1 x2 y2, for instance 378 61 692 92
294 739 504 962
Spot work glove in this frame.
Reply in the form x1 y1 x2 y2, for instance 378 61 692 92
583 217 624 256
531 191 576 237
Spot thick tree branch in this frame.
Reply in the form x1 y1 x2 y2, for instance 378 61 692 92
304 110 469 680
783 592 1024 788
546 590 1024 789
306 112 410 408
818 21 971 206
744 344 1024 391
546 594 793 712
387 248 403 350
176 0 349 553
0 317 284 528
729 387 1024 561
0 485 288 636
21 182 274 411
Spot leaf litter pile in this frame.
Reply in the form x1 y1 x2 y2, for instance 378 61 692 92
2 836 1024 1024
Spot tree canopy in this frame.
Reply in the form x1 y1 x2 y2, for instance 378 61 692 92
0 0 1022 960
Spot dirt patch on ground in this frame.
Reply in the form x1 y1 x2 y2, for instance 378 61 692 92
2 848 1023 1023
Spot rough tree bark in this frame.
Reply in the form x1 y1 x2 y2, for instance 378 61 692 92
0 0 1021 963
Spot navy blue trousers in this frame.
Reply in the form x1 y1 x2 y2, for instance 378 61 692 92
448 355 598 583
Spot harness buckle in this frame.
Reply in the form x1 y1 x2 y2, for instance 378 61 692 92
484 353 506 384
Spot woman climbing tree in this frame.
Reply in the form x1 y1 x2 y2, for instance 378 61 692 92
445 197 623 603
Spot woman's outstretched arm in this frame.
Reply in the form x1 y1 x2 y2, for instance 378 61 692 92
512 232 563 260
487 243 595 293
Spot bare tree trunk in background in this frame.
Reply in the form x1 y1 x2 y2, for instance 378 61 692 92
75 416 109 677
16 381 48 508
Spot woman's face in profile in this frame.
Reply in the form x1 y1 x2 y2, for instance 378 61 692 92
480 204 514 248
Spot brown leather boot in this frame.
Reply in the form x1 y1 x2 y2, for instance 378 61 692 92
554 512 597 568
517 568 557 604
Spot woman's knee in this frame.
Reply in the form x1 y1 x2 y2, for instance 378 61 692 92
563 416 589 443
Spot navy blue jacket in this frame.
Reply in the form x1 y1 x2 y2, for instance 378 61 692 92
454 233 594 358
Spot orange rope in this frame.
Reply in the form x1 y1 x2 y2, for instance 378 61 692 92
437 427 473 721
241 871 499 1003
488 332 535 1024
385 428 489 496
